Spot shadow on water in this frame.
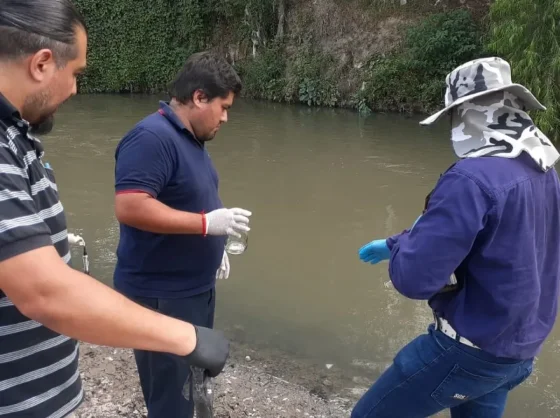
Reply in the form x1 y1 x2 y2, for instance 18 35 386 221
49 94 558 417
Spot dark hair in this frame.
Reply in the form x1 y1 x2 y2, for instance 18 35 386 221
0 0 87 66
169 51 242 104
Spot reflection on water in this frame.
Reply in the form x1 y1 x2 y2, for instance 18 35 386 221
47 95 558 417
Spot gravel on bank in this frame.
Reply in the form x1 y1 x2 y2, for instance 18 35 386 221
74 343 354 418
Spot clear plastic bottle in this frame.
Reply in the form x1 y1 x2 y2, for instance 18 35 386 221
183 367 214 418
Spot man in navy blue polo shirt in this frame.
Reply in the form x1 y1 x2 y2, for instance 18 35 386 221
353 57 560 418
0 3 231 418
113 52 251 418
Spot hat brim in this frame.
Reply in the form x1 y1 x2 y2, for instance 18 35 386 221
419 84 546 126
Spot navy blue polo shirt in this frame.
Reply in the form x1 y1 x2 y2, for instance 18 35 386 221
113 101 226 298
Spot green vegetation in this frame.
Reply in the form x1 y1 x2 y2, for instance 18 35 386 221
73 0 276 93
239 9 483 113
486 0 560 142
236 44 340 107
236 45 286 102
354 9 484 114
74 0 559 141
75 0 205 93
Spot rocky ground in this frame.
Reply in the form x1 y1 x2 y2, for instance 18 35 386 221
75 342 355 418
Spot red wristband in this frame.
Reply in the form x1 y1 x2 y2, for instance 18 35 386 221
201 212 207 236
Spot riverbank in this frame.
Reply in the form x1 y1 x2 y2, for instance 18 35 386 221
75 0 488 117
73 0 560 142
75 342 355 417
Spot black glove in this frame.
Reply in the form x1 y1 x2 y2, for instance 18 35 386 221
184 326 230 378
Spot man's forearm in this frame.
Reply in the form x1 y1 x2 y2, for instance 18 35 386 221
2 246 196 356
115 193 203 234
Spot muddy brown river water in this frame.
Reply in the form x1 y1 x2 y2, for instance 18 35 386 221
47 95 559 417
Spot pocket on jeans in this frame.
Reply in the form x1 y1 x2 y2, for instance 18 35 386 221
431 364 506 408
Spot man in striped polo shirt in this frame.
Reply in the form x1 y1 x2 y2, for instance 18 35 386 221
0 2 235 417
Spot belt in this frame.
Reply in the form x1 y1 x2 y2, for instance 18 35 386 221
434 315 480 349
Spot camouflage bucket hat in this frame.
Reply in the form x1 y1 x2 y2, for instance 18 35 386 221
420 57 546 126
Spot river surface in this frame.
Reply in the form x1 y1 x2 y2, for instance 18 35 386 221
46 95 559 417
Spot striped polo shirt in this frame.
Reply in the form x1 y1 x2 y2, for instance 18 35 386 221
0 94 83 417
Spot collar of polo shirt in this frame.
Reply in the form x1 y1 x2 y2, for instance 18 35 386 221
0 93 20 121
158 101 204 148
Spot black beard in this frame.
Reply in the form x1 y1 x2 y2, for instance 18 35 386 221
29 115 54 136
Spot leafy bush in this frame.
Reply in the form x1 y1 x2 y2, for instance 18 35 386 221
240 46 340 107
236 45 286 102
359 9 484 113
486 0 560 142
286 49 340 107
356 57 420 113
406 9 484 77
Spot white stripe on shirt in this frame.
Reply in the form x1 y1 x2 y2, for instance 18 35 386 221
0 368 80 415
0 320 42 337
0 164 28 178
0 212 44 234
0 188 33 203
38 201 63 221
0 345 78 392
50 230 68 245
6 127 19 142
45 389 83 418
0 335 70 364
22 150 38 170
31 177 58 195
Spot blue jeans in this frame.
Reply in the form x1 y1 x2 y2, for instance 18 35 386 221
128 289 216 418
351 325 533 418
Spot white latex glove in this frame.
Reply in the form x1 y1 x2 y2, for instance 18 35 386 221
216 251 230 280
205 208 251 238
68 233 85 246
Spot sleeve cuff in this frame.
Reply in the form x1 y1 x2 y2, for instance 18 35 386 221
0 235 53 263
115 184 157 198
386 230 407 251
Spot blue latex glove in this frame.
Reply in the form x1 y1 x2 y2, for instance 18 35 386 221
359 215 421 265
358 239 390 264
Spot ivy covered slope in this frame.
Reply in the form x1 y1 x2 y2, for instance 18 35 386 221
75 0 199 93
73 0 276 93
74 0 560 141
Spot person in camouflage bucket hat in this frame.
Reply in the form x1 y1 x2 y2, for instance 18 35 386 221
449 90 560 171
420 57 546 124
353 57 560 418
420 56 560 171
